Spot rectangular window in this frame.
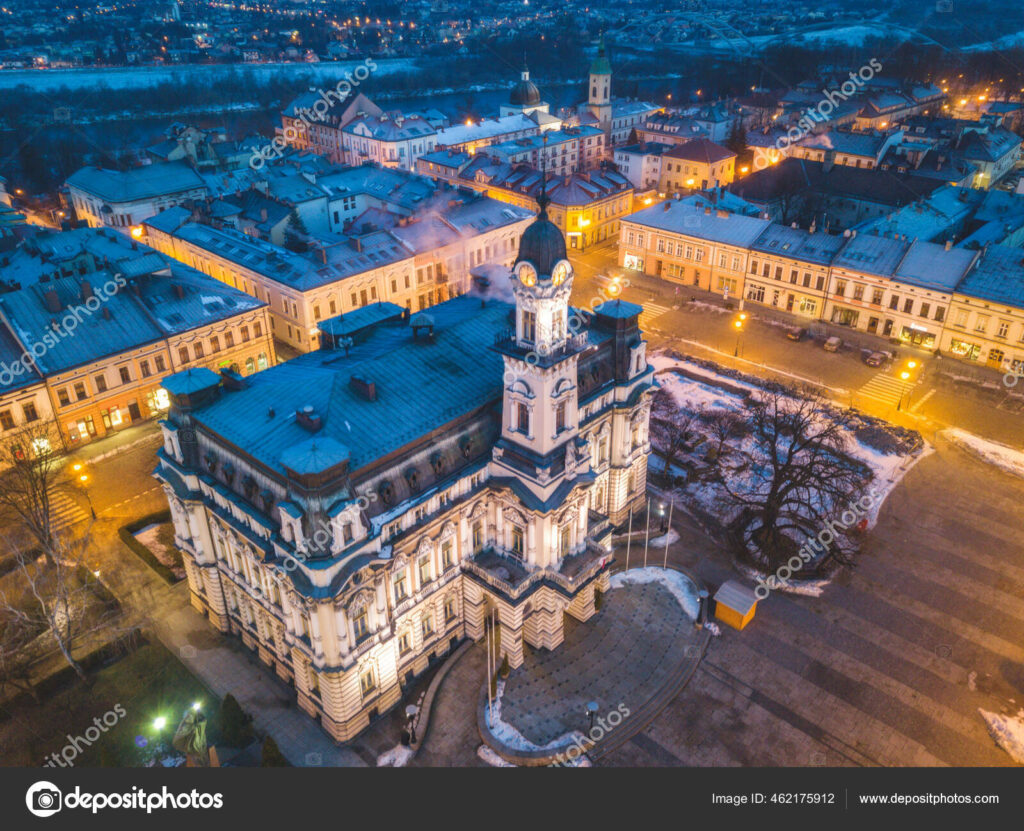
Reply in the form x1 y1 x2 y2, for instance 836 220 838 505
0 410 13 430
511 526 524 558
997 321 1010 338
444 597 456 622
74 382 87 401
418 555 432 585
155 356 166 372
398 632 411 656
394 570 407 602
835 280 847 297
352 609 369 642
210 336 220 353
96 374 108 391
522 310 536 341
472 521 483 553
194 342 205 359
903 298 914 314
119 367 131 384
889 295 899 310
360 667 375 696
556 401 566 432
872 289 884 305
179 346 189 364
517 402 529 435
240 325 250 343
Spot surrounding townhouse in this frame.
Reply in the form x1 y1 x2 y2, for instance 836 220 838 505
0 227 274 446
942 244 1024 371
66 161 208 231
142 192 533 352
618 200 770 294
659 139 737 193
415 153 634 249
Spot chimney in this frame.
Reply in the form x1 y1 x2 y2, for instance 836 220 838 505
102 307 111 320
44 289 61 314
173 284 185 299
260 207 268 221
296 404 322 432
80 280 93 302
349 374 377 401
945 239 953 251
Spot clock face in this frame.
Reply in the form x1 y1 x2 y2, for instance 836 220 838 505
551 260 570 286
519 262 537 287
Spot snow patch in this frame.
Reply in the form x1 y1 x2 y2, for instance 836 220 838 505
944 429 1024 480
477 744 515 767
979 709 1024 764
610 566 700 620
486 680 586 753
376 745 415 767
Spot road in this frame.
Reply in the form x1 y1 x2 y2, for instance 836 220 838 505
569 240 1024 448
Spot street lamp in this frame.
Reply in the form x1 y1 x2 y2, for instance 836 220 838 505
659 502 666 532
733 317 744 357
72 464 97 519
585 701 599 732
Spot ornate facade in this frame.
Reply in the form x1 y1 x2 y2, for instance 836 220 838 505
153 202 653 743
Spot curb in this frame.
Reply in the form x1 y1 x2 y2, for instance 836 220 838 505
409 638 473 756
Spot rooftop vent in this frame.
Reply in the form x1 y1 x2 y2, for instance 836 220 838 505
296 404 322 432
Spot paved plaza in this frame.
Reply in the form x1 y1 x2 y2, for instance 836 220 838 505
600 436 1024 767
499 578 702 748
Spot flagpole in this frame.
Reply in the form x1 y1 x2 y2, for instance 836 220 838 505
624 505 633 573
486 609 492 717
663 499 674 569
643 498 650 568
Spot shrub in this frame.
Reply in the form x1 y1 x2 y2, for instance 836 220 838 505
260 736 288 766
218 694 253 748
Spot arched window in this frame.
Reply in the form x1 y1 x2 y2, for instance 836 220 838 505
245 357 255 374
257 352 268 370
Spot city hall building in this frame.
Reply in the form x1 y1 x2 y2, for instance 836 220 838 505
153 197 654 742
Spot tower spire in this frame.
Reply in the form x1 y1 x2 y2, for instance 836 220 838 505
537 133 550 217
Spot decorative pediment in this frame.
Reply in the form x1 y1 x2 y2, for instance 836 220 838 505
503 507 527 527
439 521 457 541
416 536 433 557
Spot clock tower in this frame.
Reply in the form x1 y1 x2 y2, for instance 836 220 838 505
490 186 594 566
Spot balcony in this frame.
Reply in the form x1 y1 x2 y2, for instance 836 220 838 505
462 541 610 600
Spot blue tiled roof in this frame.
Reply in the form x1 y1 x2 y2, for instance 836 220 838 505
956 244 1024 307
195 296 514 475
595 299 643 318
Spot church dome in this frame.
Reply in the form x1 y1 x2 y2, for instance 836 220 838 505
510 64 542 107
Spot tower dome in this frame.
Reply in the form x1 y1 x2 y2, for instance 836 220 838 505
515 188 566 277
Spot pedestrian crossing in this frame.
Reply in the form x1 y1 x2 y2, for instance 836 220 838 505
855 372 913 408
639 302 672 331
48 489 91 530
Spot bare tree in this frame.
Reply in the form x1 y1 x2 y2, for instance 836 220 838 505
705 408 748 461
649 389 702 481
719 387 870 574
0 534 127 684
0 418 69 562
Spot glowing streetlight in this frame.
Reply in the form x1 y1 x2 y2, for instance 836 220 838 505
153 716 167 731
900 371 910 381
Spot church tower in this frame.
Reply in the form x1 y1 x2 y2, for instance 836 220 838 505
588 37 613 140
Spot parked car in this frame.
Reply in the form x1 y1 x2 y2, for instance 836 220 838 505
785 326 807 341
823 336 842 352
863 351 887 367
